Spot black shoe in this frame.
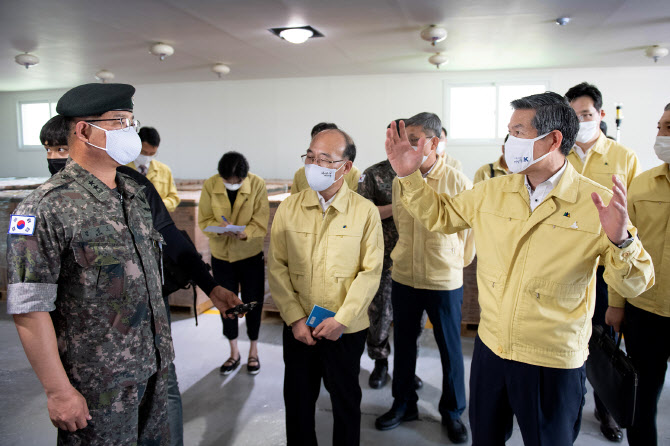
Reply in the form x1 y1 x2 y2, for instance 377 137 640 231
595 409 623 443
247 356 261 375
219 356 240 375
375 401 419 431
442 417 468 444
369 360 390 389
414 375 423 390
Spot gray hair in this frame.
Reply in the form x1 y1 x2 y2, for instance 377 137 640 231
405 112 442 138
510 92 579 156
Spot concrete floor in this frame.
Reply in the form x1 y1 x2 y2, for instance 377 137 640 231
1 303 669 445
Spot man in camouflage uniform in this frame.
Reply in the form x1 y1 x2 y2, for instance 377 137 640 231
358 122 426 389
7 83 173 445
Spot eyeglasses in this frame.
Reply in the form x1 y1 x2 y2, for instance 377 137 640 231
85 118 141 133
301 154 347 167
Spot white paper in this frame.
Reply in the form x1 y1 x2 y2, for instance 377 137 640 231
204 225 246 234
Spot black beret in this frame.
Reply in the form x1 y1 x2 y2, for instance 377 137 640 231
56 83 135 117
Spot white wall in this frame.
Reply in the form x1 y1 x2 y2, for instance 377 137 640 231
2 66 669 181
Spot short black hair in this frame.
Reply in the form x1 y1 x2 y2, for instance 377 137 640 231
441 127 448 138
510 92 579 156
665 103 670 111
565 82 603 111
139 127 161 147
404 112 441 138
218 151 249 180
40 115 70 146
311 122 338 138
599 120 608 135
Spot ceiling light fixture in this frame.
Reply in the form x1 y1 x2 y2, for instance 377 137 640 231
150 42 174 61
15 52 39 69
212 63 231 78
420 25 448 46
645 45 668 63
269 26 324 44
555 17 571 26
428 53 449 69
95 70 115 83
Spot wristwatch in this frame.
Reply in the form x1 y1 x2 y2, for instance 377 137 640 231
616 236 634 249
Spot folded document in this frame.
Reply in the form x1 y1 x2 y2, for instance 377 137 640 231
204 225 246 234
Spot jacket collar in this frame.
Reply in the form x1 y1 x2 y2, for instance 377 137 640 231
301 180 351 214
426 155 446 180
503 160 579 204
63 158 141 202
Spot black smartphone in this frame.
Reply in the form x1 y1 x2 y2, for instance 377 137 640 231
225 301 258 316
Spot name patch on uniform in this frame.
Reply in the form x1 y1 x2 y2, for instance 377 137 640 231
8 215 36 235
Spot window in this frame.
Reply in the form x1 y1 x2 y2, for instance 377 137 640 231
445 82 548 141
18 101 58 148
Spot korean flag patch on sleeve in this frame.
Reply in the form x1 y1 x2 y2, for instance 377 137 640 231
8 215 36 235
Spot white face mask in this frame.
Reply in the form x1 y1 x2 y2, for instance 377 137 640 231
436 141 446 155
654 135 670 163
134 154 154 167
224 181 243 191
575 120 600 144
305 162 346 192
86 123 142 166
412 139 433 166
504 132 551 174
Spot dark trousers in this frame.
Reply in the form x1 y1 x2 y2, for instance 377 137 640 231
590 265 615 418
391 281 466 420
211 253 264 341
282 325 367 446
367 269 427 361
469 337 586 446
624 302 670 445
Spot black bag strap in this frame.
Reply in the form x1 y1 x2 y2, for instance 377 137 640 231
489 163 494 178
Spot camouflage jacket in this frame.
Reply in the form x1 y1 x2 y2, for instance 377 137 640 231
357 159 398 271
6 159 174 391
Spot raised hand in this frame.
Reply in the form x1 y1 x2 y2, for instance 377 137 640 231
591 175 629 246
385 120 424 178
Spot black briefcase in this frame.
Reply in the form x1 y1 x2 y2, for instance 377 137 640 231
586 325 638 428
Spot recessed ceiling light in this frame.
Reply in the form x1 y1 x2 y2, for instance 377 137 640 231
555 17 571 26
269 26 324 44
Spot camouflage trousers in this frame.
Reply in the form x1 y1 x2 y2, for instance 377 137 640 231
58 367 170 446
367 269 426 360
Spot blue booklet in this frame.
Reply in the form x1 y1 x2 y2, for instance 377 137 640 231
305 305 336 328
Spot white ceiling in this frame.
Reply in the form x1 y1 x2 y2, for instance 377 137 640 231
1 0 669 92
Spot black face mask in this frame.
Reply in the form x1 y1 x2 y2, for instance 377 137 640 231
47 158 68 176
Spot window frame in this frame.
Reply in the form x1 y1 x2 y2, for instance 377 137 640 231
442 80 550 144
17 99 59 150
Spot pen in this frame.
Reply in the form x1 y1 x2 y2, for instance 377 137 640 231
221 215 228 223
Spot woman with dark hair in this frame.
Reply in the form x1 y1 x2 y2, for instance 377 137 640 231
199 151 270 375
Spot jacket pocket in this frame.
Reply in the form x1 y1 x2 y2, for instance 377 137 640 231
476 262 506 336
515 278 588 353
327 231 361 275
425 238 463 280
288 266 311 300
71 242 127 300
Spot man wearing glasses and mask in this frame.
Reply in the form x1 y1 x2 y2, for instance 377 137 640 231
269 128 383 445
7 83 174 445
